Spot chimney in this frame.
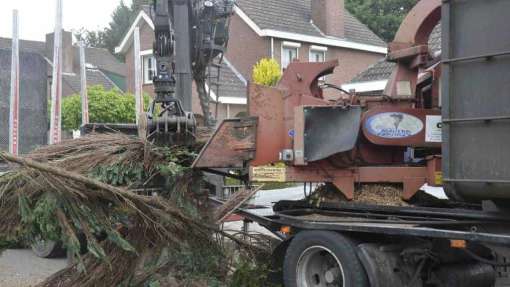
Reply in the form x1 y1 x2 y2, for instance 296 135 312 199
45 30 74 74
311 0 345 38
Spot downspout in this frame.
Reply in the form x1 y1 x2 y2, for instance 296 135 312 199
271 37 274 59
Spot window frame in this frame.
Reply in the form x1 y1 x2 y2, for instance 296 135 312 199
141 50 156 85
309 45 328 63
309 46 328 82
281 41 301 70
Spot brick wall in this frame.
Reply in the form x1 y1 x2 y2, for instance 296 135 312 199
273 39 383 98
327 48 383 98
224 13 270 81
126 22 156 98
311 0 345 38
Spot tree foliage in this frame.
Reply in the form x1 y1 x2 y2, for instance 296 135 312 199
345 0 419 42
62 86 150 131
73 28 106 48
252 58 282 87
74 0 151 55
132 0 153 11
103 1 137 54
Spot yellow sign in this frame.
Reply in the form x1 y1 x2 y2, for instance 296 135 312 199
251 166 286 182
435 171 443 185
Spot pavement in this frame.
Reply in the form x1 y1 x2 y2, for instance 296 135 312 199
0 249 67 287
223 185 308 235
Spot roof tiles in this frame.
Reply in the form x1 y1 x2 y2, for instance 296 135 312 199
63 69 117 94
350 24 441 84
235 0 386 47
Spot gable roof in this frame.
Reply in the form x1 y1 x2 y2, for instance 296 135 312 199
115 9 154 54
63 69 118 94
235 0 386 48
236 0 322 37
344 12 387 48
349 24 441 84
0 37 126 77
73 46 126 76
0 37 46 54
209 58 247 104
350 60 395 83
116 3 387 55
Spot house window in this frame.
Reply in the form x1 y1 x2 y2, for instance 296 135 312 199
310 46 328 81
143 55 156 84
310 50 326 62
281 41 301 70
309 46 327 62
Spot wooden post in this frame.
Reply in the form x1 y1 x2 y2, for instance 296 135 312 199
49 0 63 144
79 41 89 126
133 26 143 124
9 10 20 155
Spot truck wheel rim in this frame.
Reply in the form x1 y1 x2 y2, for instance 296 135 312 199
296 246 345 287
31 237 57 257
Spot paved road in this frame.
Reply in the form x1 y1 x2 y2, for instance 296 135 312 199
0 249 66 287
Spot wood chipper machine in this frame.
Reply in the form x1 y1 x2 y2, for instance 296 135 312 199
195 1 510 286
193 0 444 201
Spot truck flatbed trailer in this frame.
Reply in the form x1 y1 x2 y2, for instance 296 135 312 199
231 200 510 287
198 0 510 286
259 202 510 245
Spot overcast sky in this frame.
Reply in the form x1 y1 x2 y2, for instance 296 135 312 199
0 0 130 41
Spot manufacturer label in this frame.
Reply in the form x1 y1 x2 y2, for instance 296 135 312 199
425 115 442 143
366 112 424 139
396 81 413 97
251 166 286 182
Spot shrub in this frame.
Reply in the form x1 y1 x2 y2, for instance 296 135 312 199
62 86 150 131
252 58 282 87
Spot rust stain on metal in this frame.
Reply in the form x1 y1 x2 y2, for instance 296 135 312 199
193 118 257 169
384 0 441 99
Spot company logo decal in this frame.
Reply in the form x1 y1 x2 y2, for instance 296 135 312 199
366 112 423 139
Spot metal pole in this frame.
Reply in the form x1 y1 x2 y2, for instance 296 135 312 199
49 0 63 144
173 0 193 112
79 41 89 126
133 26 143 124
9 10 20 155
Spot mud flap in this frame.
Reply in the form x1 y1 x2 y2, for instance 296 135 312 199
303 106 361 162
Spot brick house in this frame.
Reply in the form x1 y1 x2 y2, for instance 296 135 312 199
116 0 387 122
0 31 127 97
116 6 248 123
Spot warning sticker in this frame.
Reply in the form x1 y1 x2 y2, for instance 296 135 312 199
251 166 286 182
425 115 442 143
435 171 443 185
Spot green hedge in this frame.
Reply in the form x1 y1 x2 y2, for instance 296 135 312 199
62 86 150 131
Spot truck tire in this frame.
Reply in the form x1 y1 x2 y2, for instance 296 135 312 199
31 239 66 258
283 231 368 287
